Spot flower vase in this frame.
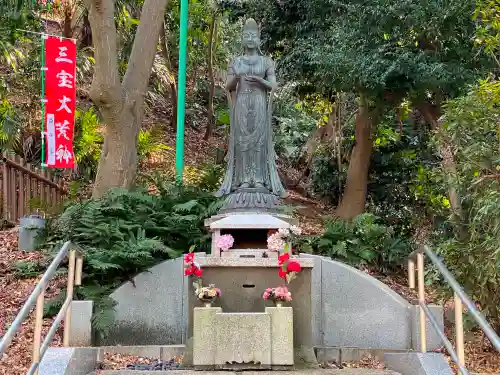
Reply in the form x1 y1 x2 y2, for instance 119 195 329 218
275 301 283 307
204 302 212 308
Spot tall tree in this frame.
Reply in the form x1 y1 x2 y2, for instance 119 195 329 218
204 10 218 140
85 0 169 197
234 0 488 219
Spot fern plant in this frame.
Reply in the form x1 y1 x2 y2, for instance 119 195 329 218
309 213 413 270
34 180 220 338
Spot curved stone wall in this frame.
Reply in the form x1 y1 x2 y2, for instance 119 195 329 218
103 253 443 350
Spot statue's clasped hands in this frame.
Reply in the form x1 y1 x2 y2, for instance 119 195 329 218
243 74 265 86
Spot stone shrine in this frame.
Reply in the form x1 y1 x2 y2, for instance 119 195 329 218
190 17 315 370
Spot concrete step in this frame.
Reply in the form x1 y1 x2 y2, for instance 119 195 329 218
88 370 402 375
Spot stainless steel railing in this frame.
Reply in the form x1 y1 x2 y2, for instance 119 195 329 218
0 241 83 375
408 245 500 375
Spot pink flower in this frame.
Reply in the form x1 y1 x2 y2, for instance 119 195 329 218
184 253 194 263
267 233 285 251
216 234 234 250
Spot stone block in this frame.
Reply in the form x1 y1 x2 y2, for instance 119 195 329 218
193 307 221 366
384 352 453 375
160 345 185 360
340 347 362 362
314 347 341 363
105 257 184 345
266 307 294 365
68 300 93 347
316 256 412 349
411 305 444 351
301 254 323 346
98 346 161 359
214 311 271 365
39 347 97 375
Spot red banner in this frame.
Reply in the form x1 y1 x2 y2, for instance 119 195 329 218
43 35 77 168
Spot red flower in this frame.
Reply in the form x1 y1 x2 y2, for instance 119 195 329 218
278 252 290 265
193 267 203 277
184 267 193 276
287 261 301 273
184 253 195 263
278 269 287 280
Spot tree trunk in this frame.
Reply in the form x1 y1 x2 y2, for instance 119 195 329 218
418 101 466 240
336 96 379 220
79 11 93 48
63 5 73 38
159 21 178 129
86 0 169 198
204 13 218 140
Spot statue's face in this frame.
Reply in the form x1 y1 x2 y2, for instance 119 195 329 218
242 29 260 49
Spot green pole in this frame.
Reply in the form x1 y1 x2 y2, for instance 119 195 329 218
40 36 46 168
175 0 189 183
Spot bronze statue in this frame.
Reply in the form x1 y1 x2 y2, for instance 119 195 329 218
216 18 287 211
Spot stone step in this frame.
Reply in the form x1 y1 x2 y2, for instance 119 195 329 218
88 370 402 375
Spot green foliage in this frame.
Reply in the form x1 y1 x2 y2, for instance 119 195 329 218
0 98 21 151
74 107 103 180
137 128 172 159
309 147 347 206
474 0 500 65
427 80 500 329
234 0 489 102
273 84 318 162
72 106 171 179
13 259 46 278
37 181 220 338
305 213 413 270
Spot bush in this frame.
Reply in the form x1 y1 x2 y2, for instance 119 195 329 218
30 180 221 338
303 213 413 271
428 80 500 332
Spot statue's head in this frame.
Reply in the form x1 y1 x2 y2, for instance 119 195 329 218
242 18 260 51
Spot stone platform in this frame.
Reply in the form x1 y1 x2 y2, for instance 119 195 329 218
90 370 402 375
193 306 294 368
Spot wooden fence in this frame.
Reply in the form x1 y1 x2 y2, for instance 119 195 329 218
0 154 66 225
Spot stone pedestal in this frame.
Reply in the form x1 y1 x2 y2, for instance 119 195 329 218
187 256 315 366
193 306 293 369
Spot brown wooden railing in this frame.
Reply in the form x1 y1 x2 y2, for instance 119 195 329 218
1 153 66 224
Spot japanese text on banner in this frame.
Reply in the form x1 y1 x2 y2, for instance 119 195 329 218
43 36 76 168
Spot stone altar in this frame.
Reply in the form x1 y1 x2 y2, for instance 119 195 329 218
188 256 315 368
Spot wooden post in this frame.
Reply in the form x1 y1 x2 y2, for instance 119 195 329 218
454 292 465 366
63 249 76 346
18 157 25 218
10 159 16 221
2 153 8 220
417 252 427 352
408 259 415 289
75 256 83 286
26 164 32 215
32 290 45 375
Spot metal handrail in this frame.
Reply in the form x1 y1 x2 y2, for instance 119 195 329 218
408 245 500 375
0 241 83 375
